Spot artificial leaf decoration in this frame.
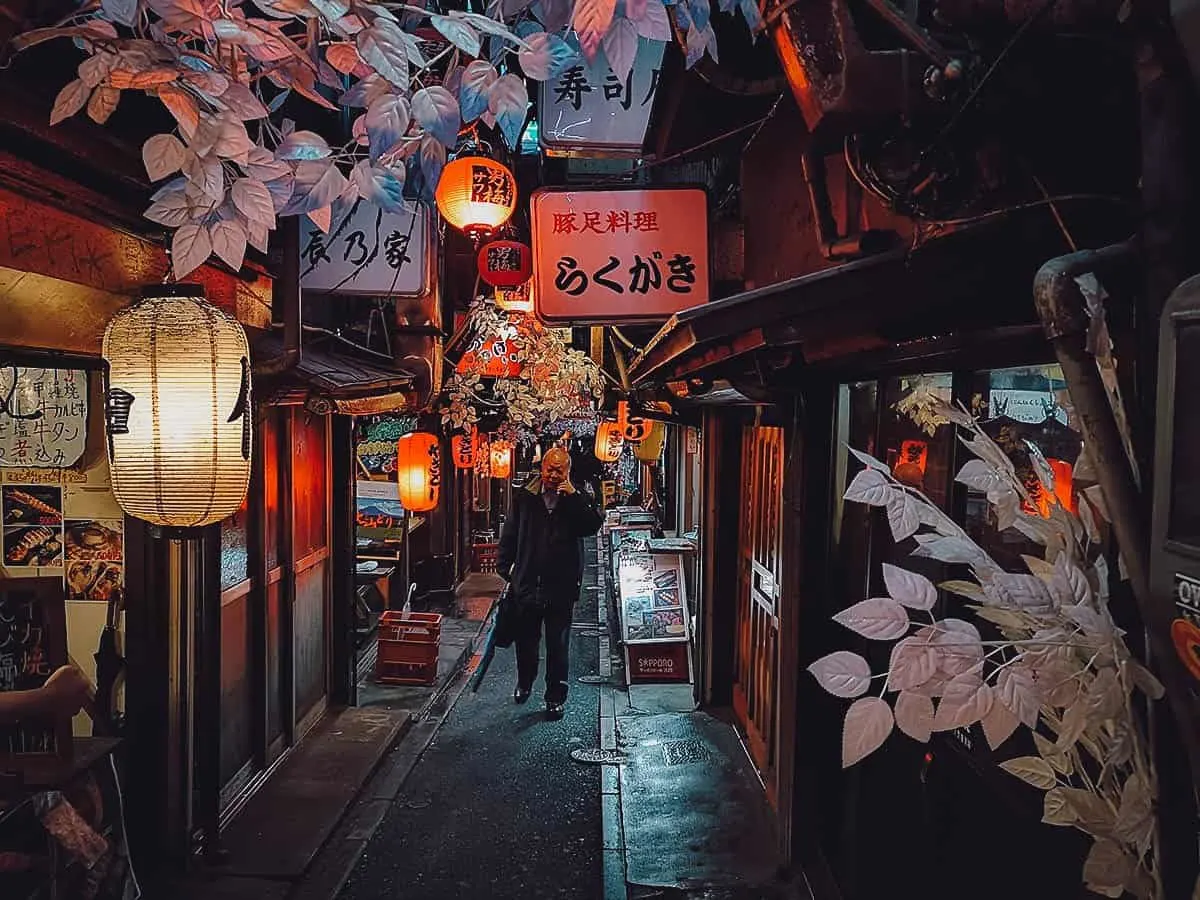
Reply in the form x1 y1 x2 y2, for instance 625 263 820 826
574 0 618 62
998 756 1057 790
1043 787 1077 826
1083 840 1135 899
431 13 483 57
365 94 411 160
843 468 892 506
143 134 187 181
50 80 89 126
412 86 461 148
881 563 937 611
232 178 276 226
87 86 121 124
519 32 578 81
488 73 530 150
634 0 674 39
808 651 872 699
210 219 249 271
894 691 934 743
172 223 213 280
602 18 640 83
996 663 1041 729
833 598 910 641
357 18 412 87
460 60 500 122
887 637 937 691
980 699 1020 750
931 670 994 732
842 697 894 768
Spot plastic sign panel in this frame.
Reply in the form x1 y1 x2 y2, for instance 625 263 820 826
300 201 434 297
538 38 666 157
531 187 709 324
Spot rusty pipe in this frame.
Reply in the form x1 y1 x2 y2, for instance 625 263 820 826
254 216 301 377
1032 241 1200 783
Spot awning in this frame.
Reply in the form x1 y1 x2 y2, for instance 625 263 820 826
252 332 416 414
628 210 1116 389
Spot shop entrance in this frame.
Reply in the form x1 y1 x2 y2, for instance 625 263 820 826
734 425 784 795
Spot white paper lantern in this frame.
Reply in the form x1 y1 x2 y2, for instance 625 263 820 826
102 285 252 529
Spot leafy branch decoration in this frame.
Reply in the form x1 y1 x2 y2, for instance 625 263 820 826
810 397 1163 899
15 0 760 280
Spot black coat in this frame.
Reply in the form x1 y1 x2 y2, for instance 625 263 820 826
497 479 604 607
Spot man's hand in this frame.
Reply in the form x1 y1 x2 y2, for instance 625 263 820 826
42 665 90 718
557 480 576 495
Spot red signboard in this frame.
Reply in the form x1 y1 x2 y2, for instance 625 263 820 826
530 187 709 324
626 641 691 684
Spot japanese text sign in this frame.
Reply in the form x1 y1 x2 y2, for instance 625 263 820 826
538 38 666 157
300 201 433 297
531 187 709 324
0 368 87 469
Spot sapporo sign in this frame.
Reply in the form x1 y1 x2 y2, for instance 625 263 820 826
530 187 709 324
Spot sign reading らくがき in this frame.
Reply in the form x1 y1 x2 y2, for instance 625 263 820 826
531 188 709 324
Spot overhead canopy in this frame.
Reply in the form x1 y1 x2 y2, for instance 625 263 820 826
628 207 1125 390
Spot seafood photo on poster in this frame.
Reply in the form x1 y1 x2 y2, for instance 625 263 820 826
2 484 63 526
64 520 123 562
65 560 123 603
3 525 64 567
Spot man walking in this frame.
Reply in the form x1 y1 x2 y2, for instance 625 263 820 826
497 446 603 718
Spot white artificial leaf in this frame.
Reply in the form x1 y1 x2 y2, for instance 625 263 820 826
1055 698 1089 752
50 79 89 126
998 756 1057 790
1113 772 1153 847
634 0 673 40
87 85 120 124
996 663 1041 729
1033 732 1075 776
574 0 618 61
143 134 187 181
833 598 910 641
843 468 892 506
887 637 938 691
171 223 213 279
932 619 983 677
932 670 993 731
210 219 248 271
981 699 1020 750
911 534 984 566
894 691 933 742
1083 839 1134 899
984 572 1057 613
350 160 406 211
460 59 499 122
518 31 577 81
101 0 138 26
365 93 411 160
231 178 276 226
357 18 411 87
842 697 894 767
220 82 271 120
281 160 348 216
807 651 872 699
276 129 333 161
602 18 639 83
430 13 482 57
144 190 191 228
1043 787 1077 826
848 447 889 473
183 152 225 204
955 458 1004 494
247 218 270 253
412 86 461 148
881 563 937 611
487 73 530 150
1053 553 1094 607
1128 660 1165 700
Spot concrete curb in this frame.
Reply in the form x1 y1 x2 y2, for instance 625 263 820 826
594 547 629 900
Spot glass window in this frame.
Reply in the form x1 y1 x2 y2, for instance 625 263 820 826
1169 322 1200 547
220 496 250 591
833 381 879 604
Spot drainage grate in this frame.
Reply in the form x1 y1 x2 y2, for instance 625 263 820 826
662 739 711 766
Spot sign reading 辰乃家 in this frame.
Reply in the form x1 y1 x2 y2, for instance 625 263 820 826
299 201 434 297
531 187 709 324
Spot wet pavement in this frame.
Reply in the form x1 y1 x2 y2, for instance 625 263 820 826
337 582 604 900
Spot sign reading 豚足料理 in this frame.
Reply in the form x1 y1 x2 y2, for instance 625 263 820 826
300 201 433 297
531 187 709 324
538 38 666 157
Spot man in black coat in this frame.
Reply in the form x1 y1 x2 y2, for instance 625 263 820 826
497 446 604 718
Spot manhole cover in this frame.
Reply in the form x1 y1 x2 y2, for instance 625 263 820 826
662 739 711 766
577 674 609 684
571 748 627 765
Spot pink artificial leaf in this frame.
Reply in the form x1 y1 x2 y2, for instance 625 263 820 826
281 159 348 215
307 205 333 233
996 663 1042 729
210 218 248 271
11 26 88 53
276 129 333 161
985 572 1057 614
843 468 892 506
79 54 114 89
158 86 200 140
894 691 934 742
842 697 894 767
327 42 362 75
212 18 265 47
602 18 639 83
356 18 411 88
213 116 256 162
231 177 276 227
50 80 89 126
246 217 270 254
626 0 650 20
187 70 231 97
144 189 192 228
833 597 910 642
933 618 983 677
886 493 921 542
220 82 271 120
265 172 295 213
183 153 225 203
172 223 214 280
574 0 617 62
412 86 461 148
245 146 292 182
807 651 871 699
87 85 121 124
459 59 499 122
932 670 993 732
882 563 937 611
1052 553 1094 607
981 697 1020 750
364 93 410 160
887 637 938 691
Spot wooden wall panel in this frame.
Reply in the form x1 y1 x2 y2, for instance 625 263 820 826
293 560 327 723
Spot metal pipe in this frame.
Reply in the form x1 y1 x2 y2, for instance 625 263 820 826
254 216 302 376
1032 241 1200 781
801 149 896 261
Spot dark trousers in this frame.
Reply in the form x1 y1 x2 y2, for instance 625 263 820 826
515 598 574 703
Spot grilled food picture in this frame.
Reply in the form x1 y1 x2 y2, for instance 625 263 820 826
2 486 63 525
66 559 123 602
3 526 63 566
64 520 122 561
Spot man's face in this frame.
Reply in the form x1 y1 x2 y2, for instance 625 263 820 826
541 450 570 487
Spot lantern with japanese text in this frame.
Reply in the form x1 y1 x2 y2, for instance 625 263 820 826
634 421 667 463
395 432 441 512
495 281 534 313
102 284 251 529
478 240 532 288
594 421 624 463
451 431 475 469
618 401 650 442
435 156 516 238
489 440 513 480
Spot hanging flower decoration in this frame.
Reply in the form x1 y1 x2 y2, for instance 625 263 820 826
440 297 604 431
16 0 759 280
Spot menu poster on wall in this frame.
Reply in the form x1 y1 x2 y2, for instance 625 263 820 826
0 367 88 469
618 553 690 644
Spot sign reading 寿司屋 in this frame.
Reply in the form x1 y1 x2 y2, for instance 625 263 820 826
530 187 709 324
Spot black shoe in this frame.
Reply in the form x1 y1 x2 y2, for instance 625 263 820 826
545 701 564 719
514 687 531 705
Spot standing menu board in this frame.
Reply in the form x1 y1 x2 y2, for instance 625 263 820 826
617 551 692 683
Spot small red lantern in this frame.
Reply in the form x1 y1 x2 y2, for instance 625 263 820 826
490 440 513 480
594 421 624 463
435 156 516 238
478 240 533 288
452 431 475 468
618 401 650 442
496 281 534 313
395 432 441 512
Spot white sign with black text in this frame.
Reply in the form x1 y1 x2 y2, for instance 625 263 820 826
300 201 433 297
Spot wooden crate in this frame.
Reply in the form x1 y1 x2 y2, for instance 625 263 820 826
375 611 442 686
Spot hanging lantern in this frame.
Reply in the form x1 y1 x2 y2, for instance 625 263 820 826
495 281 533 313
594 421 624 463
618 401 650 442
478 240 533 288
395 432 441 512
634 421 667 463
434 156 516 238
451 431 475 469
489 440 513 480
455 322 523 378
102 284 251 529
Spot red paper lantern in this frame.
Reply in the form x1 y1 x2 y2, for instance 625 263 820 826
618 401 649 442
594 421 624 463
395 432 441 512
478 240 532 288
434 156 516 238
496 281 533 313
451 431 475 468
490 440 513 480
